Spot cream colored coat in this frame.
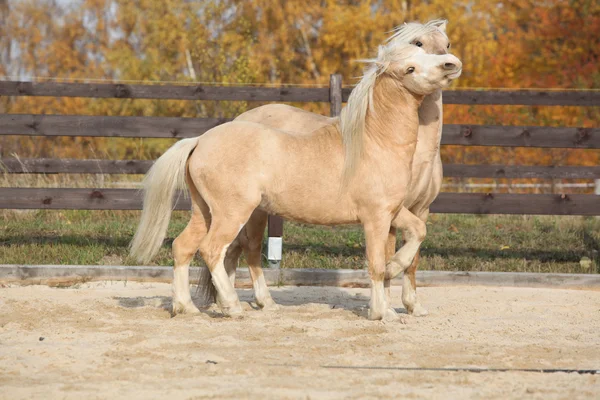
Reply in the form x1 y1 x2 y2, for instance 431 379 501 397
130 43 461 321
233 27 451 317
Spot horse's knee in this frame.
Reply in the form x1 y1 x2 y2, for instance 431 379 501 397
414 220 427 243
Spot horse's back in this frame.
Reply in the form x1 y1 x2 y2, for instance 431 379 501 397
191 121 279 171
236 104 334 135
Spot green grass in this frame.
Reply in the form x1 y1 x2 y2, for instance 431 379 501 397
1 209 598 274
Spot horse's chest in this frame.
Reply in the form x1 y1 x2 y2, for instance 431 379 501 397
368 178 410 212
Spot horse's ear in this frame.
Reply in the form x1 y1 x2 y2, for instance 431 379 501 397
436 20 448 33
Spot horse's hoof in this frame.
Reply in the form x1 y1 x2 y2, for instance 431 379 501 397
221 303 244 318
383 307 402 322
172 301 201 316
410 304 428 317
367 310 382 320
368 307 389 321
258 298 279 311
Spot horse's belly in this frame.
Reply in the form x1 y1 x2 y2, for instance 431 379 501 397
260 192 358 225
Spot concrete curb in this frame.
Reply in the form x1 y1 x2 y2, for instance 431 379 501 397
1 264 599 289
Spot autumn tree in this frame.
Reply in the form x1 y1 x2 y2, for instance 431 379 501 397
0 0 597 173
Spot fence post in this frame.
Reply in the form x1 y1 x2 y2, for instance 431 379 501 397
329 73 342 117
267 215 283 269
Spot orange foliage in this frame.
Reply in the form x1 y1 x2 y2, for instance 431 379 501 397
0 0 598 170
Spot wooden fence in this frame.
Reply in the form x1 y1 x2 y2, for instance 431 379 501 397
1 77 599 265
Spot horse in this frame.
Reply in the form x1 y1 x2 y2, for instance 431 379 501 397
218 19 454 317
130 43 462 321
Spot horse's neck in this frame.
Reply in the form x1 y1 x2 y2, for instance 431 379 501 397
364 76 421 149
418 90 443 147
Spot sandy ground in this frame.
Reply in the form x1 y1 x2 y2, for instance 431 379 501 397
1 282 599 400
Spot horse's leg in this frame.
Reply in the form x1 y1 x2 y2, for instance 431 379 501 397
171 188 211 315
195 230 242 307
402 209 430 317
198 210 254 317
241 209 277 310
403 249 427 316
386 208 427 315
363 216 397 321
224 236 243 287
384 226 397 305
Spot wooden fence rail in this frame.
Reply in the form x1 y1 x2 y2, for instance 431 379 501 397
344 88 600 106
1 114 599 148
0 114 232 138
2 80 600 105
0 81 332 102
2 188 599 216
3 158 600 180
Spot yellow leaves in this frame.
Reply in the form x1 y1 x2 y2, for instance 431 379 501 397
1 0 597 167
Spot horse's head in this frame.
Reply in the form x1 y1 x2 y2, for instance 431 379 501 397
388 19 451 55
381 45 462 95
378 20 461 95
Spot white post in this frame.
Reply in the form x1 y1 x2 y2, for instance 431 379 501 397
267 216 283 269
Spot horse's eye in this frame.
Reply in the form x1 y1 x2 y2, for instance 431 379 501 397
406 67 415 74
447 43 451 49
415 41 423 47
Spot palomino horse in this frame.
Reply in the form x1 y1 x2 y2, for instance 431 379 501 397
130 43 462 320
207 19 455 317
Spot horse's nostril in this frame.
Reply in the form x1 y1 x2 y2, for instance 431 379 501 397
444 62 456 70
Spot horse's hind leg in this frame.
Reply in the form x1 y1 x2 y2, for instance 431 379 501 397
172 190 211 315
196 233 243 306
199 208 256 317
224 237 243 287
241 209 277 310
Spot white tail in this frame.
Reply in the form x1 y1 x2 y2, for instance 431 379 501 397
130 137 200 264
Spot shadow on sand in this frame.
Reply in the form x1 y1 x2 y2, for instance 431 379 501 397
112 285 409 319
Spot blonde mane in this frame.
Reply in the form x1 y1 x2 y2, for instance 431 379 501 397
339 19 448 184
386 19 448 45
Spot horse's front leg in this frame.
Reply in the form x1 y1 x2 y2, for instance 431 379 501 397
403 250 428 316
363 216 400 321
386 208 427 315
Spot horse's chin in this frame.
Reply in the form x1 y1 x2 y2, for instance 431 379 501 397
446 69 462 80
433 79 453 91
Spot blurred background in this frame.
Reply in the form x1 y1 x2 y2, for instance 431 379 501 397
0 0 598 172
